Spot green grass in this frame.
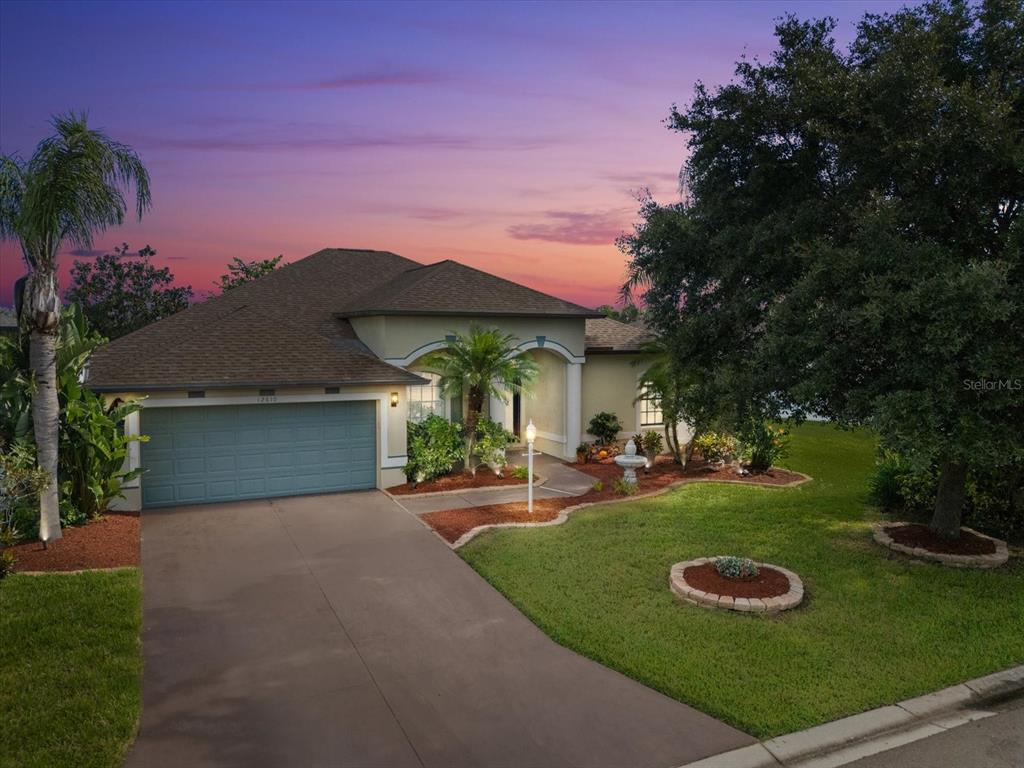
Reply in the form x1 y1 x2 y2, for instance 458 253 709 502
0 569 142 768
461 423 1024 738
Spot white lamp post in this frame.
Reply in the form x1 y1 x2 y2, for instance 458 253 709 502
525 419 536 515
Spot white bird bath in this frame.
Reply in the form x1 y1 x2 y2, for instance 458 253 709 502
613 439 647 485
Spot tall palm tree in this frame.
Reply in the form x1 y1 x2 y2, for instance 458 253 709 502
421 326 538 475
0 113 151 542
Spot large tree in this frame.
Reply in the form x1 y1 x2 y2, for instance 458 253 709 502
0 114 150 542
421 326 538 476
217 255 283 292
624 0 1023 538
66 243 191 339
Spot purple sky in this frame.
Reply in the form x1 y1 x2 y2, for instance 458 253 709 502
0 0 905 309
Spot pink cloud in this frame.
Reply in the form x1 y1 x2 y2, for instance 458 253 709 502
507 210 631 246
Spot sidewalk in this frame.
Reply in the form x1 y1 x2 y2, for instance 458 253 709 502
394 451 596 515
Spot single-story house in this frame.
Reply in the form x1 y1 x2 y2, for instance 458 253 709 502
87 248 666 510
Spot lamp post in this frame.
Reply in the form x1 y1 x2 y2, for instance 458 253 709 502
525 419 536 515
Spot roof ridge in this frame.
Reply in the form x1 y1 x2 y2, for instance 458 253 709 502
437 259 597 312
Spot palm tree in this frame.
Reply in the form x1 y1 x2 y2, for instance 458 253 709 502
421 326 538 476
0 113 151 542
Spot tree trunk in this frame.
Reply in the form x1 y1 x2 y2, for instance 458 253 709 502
930 460 967 540
30 329 62 542
465 386 484 477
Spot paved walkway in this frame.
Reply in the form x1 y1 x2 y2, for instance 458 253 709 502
126 491 752 768
395 452 596 515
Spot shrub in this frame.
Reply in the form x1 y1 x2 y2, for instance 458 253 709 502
693 431 738 463
714 556 759 579
404 415 464 483
510 465 530 480
868 450 911 511
575 442 590 461
588 412 622 445
592 480 604 493
475 418 516 474
642 430 664 457
613 478 637 495
0 441 49 570
739 420 789 472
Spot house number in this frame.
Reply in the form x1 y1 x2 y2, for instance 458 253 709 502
257 395 278 403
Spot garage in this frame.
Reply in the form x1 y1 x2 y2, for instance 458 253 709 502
141 401 377 508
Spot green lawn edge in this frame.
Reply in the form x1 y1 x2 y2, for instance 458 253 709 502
460 422 1024 738
0 568 142 768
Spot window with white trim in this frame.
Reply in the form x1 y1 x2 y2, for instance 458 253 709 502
408 372 447 422
639 386 663 426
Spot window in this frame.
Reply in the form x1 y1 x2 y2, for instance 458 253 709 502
639 386 663 426
408 372 447 422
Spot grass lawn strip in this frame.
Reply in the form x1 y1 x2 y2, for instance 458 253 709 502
459 423 1024 739
0 569 142 768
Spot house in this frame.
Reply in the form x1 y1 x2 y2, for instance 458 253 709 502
0 305 17 336
87 248 664 510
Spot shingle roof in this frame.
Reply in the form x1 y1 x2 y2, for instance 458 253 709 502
584 317 653 352
87 249 429 391
339 259 602 319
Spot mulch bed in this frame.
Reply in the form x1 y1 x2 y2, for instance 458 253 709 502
387 466 533 495
6 513 140 573
885 523 997 556
421 455 805 544
682 562 791 599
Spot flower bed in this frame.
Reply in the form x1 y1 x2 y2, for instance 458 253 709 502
421 455 810 545
388 467 534 495
670 557 804 613
7 513 139 573
872 522 1008 568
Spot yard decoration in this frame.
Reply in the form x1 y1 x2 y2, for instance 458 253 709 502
671 557 804 614
613 439 646 485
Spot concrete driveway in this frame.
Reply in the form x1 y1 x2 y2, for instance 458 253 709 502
125 491 752 768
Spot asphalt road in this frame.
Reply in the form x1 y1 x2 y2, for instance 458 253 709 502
847 696 1024 768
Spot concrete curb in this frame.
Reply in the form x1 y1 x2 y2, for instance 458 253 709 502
679 664 1024 768
383 474 547 500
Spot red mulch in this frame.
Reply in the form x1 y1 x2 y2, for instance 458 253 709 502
6 513 140 573
683 562 791 599
886 523 996 555
421 455 805 543
388 466 533 495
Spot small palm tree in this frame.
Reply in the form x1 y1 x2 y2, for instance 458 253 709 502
0 113 151 542
421 326 538 475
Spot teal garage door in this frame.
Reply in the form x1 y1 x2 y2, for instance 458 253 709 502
141 401 377 508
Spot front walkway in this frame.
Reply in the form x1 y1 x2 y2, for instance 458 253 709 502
126 491 752 768
395 451 595 515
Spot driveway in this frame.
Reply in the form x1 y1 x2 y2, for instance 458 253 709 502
125 491 752 768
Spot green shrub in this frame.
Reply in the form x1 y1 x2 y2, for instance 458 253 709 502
588 412 622 445
405 415 464 483
739 420 790 472
642 430 664 457
592 480 604 493
613 478 637 495
475 418 516 474
0 441 49 567
714 556 759 579
510 465 530 480
693 431 738 463
868 450 912 511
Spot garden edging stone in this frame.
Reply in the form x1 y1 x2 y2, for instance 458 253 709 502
678 664 1024 768
871 522 1009 568
669 559 804 614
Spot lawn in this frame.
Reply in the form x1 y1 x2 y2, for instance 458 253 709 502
460 423 1024 738
0 569 142 768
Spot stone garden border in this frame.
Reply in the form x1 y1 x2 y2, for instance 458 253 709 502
872 523 1009 569
669 557 804 614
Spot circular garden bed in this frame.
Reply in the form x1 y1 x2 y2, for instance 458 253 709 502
872 522 1008 568
669 557 804 614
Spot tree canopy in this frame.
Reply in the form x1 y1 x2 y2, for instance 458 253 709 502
66 243 191 339
217 255 283 292
621 0 1023 537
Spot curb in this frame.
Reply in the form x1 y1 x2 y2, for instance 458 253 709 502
679 664 1024 768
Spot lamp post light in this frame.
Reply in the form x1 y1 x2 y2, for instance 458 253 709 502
525 419 536 515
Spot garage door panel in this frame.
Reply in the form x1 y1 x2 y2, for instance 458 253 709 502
141 401 378 508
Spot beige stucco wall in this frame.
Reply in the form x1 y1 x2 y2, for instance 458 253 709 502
581 353 647 439
105 383 406 511
351 315 587 363
520 349 566 455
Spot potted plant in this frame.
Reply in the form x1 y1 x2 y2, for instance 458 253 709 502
576 442 590 464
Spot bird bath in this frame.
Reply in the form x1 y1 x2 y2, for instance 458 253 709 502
613 439 647 485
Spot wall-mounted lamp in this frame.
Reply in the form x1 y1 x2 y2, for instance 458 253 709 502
390 392 399 407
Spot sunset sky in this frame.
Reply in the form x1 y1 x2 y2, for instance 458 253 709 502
0 0 903 309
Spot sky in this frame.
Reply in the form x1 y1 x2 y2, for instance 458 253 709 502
0 0 905 309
